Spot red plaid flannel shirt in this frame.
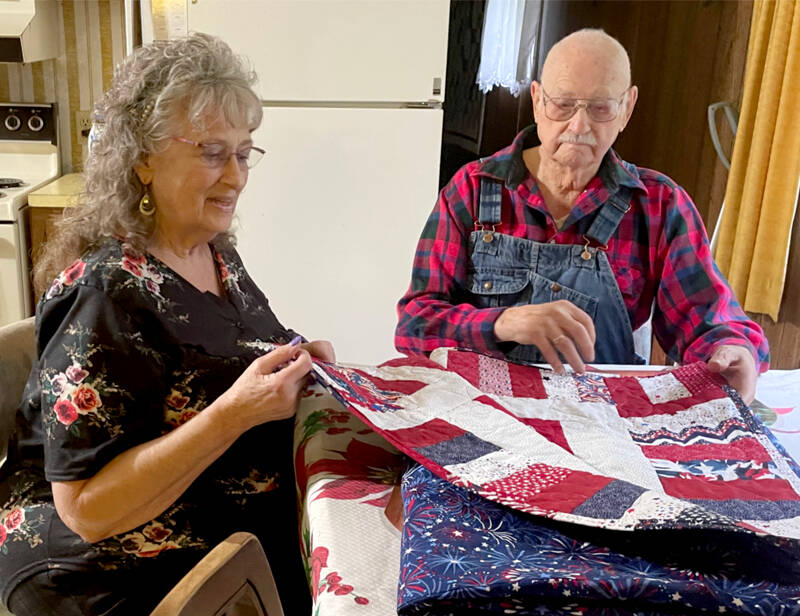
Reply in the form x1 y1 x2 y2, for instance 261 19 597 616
395 127 769 372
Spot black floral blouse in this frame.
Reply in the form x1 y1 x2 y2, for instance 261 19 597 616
0 237 304 608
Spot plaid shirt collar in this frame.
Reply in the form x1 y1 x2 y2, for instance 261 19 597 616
476 125 647 197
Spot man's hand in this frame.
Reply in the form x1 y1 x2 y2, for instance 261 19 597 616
493 300 596 374
707 344 757 404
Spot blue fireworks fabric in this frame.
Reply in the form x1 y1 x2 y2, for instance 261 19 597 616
399 464 800 615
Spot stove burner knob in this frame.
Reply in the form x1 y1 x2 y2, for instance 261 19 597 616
4 114 21 131
28 115 45 132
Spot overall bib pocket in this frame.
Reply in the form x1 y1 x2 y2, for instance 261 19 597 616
466 268 531 309
529 273 599 320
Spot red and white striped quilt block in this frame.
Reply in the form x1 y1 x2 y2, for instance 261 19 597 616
312 348 800 543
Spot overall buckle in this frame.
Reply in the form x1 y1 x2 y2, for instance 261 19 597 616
476 222 497 243
581 235 608 260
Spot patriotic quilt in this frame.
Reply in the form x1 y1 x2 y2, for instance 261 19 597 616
310 348 800 614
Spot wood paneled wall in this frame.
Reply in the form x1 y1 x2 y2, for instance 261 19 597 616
482 0 753 228
476 1 800 367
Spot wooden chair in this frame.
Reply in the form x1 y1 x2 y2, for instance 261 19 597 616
150 532 285 616
0 317 36 469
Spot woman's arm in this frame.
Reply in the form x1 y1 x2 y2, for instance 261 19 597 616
52 344 311 543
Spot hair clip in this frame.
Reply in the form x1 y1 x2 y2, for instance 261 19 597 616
130 99 155 125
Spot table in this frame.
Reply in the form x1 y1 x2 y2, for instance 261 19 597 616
294 384 402 614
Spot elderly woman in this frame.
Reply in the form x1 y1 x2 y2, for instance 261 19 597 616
0 33 329 615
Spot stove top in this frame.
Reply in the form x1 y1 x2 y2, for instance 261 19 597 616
0 103 60 222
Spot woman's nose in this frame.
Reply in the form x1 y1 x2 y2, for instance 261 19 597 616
221 154 248 187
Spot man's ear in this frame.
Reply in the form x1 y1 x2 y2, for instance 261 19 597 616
620 85 638 131
531 81 542 123
133 155 154 186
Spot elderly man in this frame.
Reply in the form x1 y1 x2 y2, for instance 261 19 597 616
395 28 767 403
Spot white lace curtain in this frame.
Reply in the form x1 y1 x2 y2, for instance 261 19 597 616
476 0 542 97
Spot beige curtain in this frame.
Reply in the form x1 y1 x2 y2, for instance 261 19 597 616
715 0 800 321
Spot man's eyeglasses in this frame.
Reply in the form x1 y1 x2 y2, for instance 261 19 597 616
172 136 266 170
540 87 630 122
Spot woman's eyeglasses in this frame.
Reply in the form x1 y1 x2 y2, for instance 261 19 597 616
540 87 630 122
172 136 266 169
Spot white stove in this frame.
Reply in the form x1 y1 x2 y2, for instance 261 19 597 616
0 103 60 326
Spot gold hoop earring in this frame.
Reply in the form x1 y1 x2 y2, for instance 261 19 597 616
139 193 155 216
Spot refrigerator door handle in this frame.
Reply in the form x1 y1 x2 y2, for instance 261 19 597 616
406 101 443 109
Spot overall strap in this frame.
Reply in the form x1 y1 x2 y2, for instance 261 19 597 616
477 178 503 225
584 187 633 246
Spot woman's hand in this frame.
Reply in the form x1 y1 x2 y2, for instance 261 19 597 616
218 343 313 432
53 342 313 543
301 339 336 363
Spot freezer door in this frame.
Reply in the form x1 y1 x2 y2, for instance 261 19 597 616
186 0 448 103
235 106 442 365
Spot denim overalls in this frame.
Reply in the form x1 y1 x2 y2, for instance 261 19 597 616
466 178 644 365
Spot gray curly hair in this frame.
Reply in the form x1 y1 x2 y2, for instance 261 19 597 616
34 32 262 295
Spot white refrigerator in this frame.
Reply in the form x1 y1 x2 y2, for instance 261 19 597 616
185 0 449 365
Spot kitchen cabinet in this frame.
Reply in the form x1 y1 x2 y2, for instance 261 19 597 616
23 173 83 302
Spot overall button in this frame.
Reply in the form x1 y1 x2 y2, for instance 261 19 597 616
483 281 493 290
551 282 561 292
482 232 494 243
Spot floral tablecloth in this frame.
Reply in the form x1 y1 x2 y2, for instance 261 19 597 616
294 385 404 615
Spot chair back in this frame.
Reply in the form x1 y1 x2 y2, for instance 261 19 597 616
150 532 285 616
0 317 35 468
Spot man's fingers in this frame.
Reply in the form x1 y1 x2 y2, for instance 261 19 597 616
553 302 595 361
539 340 565 375
737 377 756 405
707 350 732 372
567 304 597 347
561 321 595 363
494 301 596 366
552 334 586 374
706 345 758 404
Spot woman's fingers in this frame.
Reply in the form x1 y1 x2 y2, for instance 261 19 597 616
254 343 303 374
277 349 313 383
301 340 336 363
